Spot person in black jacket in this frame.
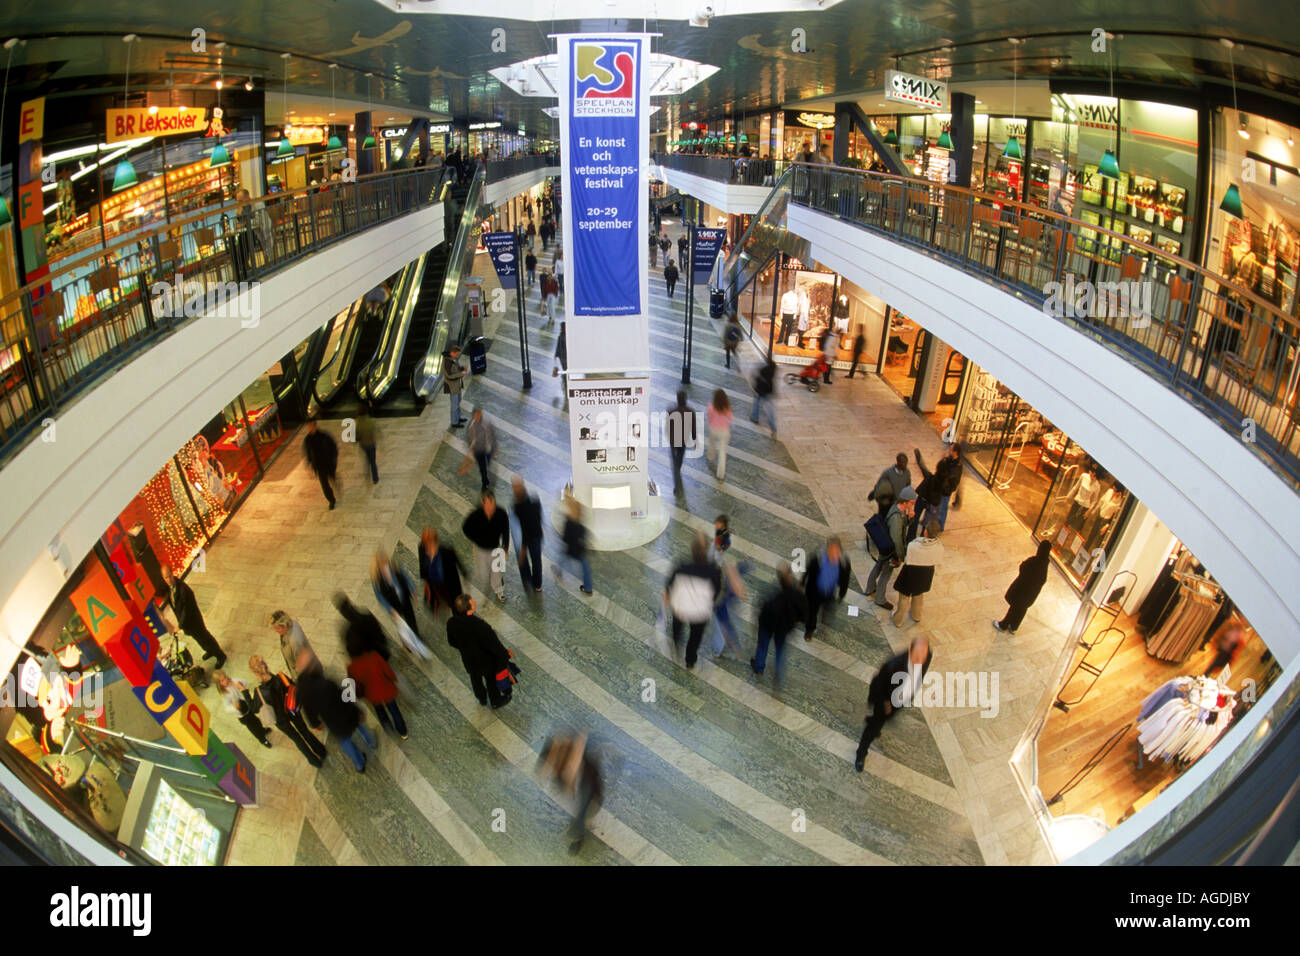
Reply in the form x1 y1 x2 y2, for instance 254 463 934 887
750 360 777 436
249 654 327 767
511 476 545 593
295 654 376 773
994 540 1052 633
802 537 851 641
913 444 963 534
663 258 679 299
463 490 510 603
419 527 464 614
666 390 696 495
848 326 867 379
750 564 808 681
333 594 391 660
161 565 226 668
854 636 932 771
303 419 339 509
557 494 593 595
446 594 513 707
538 732 602 855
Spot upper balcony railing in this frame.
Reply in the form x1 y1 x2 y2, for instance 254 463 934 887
483 152 560 183
0 166 451 465
653 151 789 188
704 160 1300 488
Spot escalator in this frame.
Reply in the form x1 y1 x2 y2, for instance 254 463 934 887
310 265 411 412
716 166 811 327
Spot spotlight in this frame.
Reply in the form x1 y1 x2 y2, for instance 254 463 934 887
1238 115 1250 140
244 77 254 92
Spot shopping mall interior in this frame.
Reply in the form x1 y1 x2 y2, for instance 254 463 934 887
0 1 1296 870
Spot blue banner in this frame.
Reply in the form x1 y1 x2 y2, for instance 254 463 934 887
691 228 726 284
566 37 642 316
483 231 518 290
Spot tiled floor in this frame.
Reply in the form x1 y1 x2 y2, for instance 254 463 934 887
195 222 1075 865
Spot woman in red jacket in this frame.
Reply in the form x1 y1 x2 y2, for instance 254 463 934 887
346 633 408 739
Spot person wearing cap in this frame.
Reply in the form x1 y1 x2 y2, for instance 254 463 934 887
866 487 916 610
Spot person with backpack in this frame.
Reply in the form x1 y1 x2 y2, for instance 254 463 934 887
802 536 852 641
663 258 679 300
249 654 327 768
869 453 912 518
750 563 808 681
664 533 722 669
722 314 743 368
750 360 778 436
866 488 916 610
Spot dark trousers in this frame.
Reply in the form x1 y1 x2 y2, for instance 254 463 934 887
316 468 336 506
670 617 708 667
855 700 896 762
190 626 226 664
1066 501 1088 533
475 452 492 489
468 666 510 707
372 699 408 736
569 777 600 844
999 601 1031 632
362 443 378 483
778 313 794 342
666 279 677 299
238 712 270 745
724 347 735 369
519 535 543 590
277 713 327 767
805 590 835 637
396 596 421 641
1204 650 1234 677
671 446 686 490
848 355 863 378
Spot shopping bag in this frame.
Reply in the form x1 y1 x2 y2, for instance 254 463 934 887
391 611 432 660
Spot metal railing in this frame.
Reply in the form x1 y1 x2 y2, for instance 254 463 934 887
720 161 1300 486
0 165 450 464
414 166 489 398
654 152 788 187
484 152 560 182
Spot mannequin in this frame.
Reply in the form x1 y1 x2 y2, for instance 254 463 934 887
779 287 799 344
832 293 850 335
1065 469 1100 535
797 287 811 342
1085 482 1124 552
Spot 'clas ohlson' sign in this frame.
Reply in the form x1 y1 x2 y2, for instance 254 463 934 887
884 70 947 110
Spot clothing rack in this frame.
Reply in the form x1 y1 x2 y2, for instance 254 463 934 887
1136 675 1236 767
1145 575 1223 662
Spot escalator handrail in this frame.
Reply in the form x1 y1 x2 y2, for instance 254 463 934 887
717 165 795 301
311 300 361 407
413 167 488 399
364 251 430 402
355 261 417 402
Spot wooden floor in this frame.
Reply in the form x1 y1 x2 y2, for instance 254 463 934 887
1038 606 1278 828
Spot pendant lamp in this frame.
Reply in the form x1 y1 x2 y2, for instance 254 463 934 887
327 64 344 151
883 129 899 146
1003 38 1022 159
1097 33 1119 180
275 53 294 159
1219 183 1243 219
0 38 16 225
361 72 377 149
209 63 231 168
113 35 141 192
1219 39 1246 220
937 129 953 150
739 133 749 145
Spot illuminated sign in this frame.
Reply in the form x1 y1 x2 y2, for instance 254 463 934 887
469 121 502 130
284 126 325 146
382 126 408 139
429 123 451 134
795 111 835 130
884 70 947 110
106 107 203 144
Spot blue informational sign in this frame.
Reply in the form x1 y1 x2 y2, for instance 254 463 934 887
691 228 727 284
483 231 518 290
566 37 642 316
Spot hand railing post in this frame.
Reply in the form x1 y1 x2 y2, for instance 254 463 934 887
20 293 58 412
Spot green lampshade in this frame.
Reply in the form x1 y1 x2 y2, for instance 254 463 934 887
327 133 344 151
112 159 139 192
1219 183 1244 219
727 133 736 144
739 133 748 144
937 130 953 150
209 141 231 168
0 196 10 227
1099 148 1120 180
883 129 899 146
1003 135 1023 160
362 134 377 149
276 135 295 158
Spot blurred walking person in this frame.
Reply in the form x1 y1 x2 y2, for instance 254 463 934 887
446 594 513 708
664 258 679 299
706 389 734 481
511 476 545 593
345 630 408 739
666 390 696 496
556 495 594 595
538 732 603 855
854 637 932 771
371 550 422 649
750 563 808 682
419 527 465 615
462 489 510 603
749 359 777 437
303 418 339 510
802 536 852 641
333 593 391 661
460 408 498 491
354 402 379 484
296 652 377 773
213 669 271 748
664 533 722 669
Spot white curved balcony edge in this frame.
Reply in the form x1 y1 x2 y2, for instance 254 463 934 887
0 203 445 672
788 202 1300 862
655 165 772 217
483 166 560 210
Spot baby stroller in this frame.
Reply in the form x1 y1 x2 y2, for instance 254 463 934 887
784 355 830 393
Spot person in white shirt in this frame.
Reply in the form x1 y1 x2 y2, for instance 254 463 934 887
213 670 272 748
554 250 565 297
797 288 811 337
891 521 945 626
1066 469 1101 534
1085 482 1125 552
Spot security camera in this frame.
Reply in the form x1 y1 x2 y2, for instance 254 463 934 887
689 5 714 27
